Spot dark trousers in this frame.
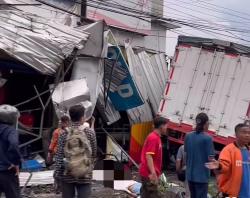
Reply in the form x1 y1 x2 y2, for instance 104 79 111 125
62 182 91 198
140 177 161 198
222 193 229 198
0 170 20 198
188 181 208 198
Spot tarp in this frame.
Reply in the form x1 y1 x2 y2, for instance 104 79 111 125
0 10 89 75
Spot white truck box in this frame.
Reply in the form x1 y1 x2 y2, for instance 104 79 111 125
159 36 250 141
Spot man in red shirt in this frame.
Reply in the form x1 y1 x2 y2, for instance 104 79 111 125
139 116 169 198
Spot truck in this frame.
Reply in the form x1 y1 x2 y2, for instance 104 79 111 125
159 36 250 153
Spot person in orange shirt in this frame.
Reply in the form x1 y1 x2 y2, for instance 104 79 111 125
205 123 250 198
47 115 70 164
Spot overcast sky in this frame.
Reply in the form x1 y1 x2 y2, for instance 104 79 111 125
164 0 250 56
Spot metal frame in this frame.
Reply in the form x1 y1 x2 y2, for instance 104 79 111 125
16 50 78 148
101 127 139 169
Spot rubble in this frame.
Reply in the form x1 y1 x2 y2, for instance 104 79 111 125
21 183 131 198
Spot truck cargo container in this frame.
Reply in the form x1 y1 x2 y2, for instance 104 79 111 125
159 36 250 152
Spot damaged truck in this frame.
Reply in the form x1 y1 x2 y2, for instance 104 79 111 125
159 36 250 154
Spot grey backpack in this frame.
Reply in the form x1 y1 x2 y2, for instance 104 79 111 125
64 127 92 178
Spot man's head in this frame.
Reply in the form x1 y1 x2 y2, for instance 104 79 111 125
195 113 209 133
0 105 20 127
69 104 85 124
154 116 169 136
60 115 70 129
235 123 250 146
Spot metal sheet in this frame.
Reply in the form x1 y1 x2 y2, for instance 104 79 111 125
20 170 127 187
77 21 105 57
125 43 153 124
0 10 88 75
96 85 121 125
125 43 168 124
137 51 165 113
7 0 81 27
94 30 121 125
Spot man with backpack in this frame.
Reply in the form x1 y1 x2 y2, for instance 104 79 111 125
0 105 21 198
55 104 97 198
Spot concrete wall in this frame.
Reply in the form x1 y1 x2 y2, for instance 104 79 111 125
110 23 167 53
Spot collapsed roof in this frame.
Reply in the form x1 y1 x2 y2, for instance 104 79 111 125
0 10 89 75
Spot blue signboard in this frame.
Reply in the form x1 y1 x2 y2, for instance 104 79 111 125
106 46 144 111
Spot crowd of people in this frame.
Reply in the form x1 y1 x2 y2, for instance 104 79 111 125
0 103 249 198
140 113 250 198
0 104 97 198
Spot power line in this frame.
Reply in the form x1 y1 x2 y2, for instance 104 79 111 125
29 0 250 44
89 0 249 32
198 0 250 18
117 0 250 35
111 0 250 25
14 0 81 16
167 0 250 22
106 0 250 34
84 0 250 43
87 1 250 43
0 3 41 6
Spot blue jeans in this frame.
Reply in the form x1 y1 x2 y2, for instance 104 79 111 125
62 182 91 198
188 181 208 198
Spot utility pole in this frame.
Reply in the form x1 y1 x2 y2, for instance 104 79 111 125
80 0 87 23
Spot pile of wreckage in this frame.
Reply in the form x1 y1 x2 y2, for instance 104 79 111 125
0 6 170 155
0 5 181 198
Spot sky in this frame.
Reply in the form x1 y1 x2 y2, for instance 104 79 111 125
164 0 250 56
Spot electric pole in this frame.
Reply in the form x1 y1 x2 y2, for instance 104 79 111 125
80 0 87 23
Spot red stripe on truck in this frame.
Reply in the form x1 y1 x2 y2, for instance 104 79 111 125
160 50 179 112
167 121 235 146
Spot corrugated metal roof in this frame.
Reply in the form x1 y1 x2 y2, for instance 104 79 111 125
125 43 169 124
0 10 89 75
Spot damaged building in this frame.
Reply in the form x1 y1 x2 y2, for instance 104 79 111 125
0 0 178 167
